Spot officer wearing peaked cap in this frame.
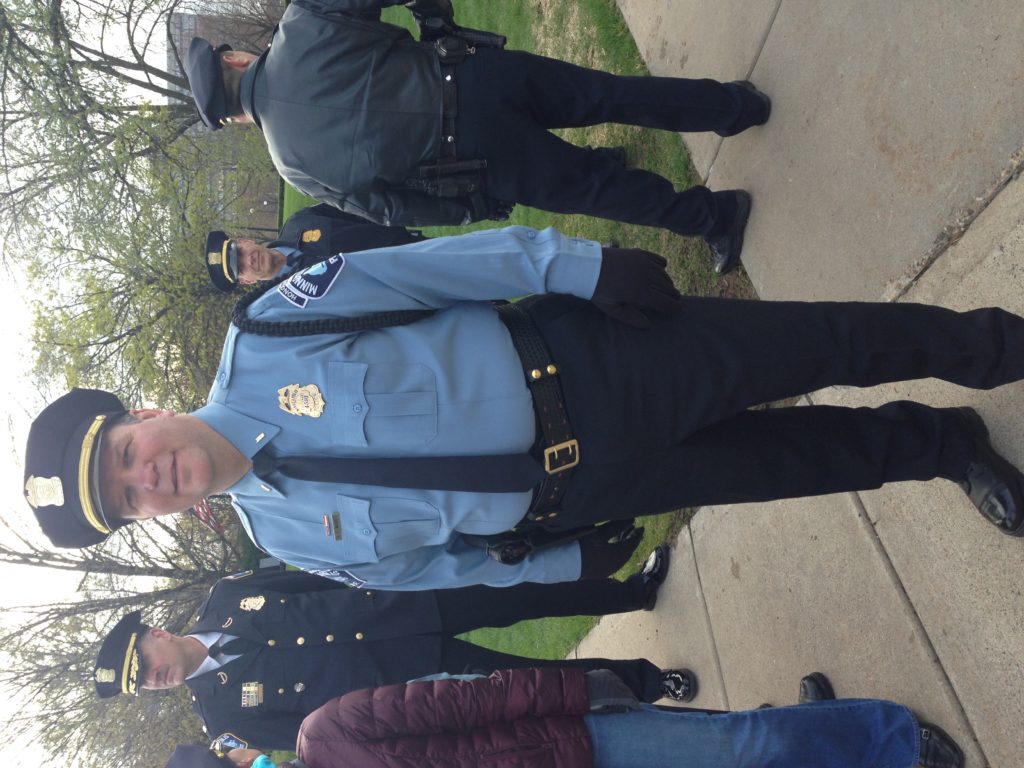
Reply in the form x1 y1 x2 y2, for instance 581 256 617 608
93 567 683 750
204 205 428 293
182 0 771 274
25 228 1024 589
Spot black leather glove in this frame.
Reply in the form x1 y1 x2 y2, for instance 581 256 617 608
579 525 644 579
592 247 683 328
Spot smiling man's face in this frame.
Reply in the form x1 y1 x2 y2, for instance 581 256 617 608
234 239 284 284
98 411 241 521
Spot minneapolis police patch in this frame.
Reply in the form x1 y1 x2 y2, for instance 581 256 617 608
278 254 345 308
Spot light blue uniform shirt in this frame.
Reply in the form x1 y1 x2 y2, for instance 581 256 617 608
195 227 603 590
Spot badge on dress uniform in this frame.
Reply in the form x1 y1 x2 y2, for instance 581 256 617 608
239 595 266 612
241 682 263 707
24 475 65 508
278 384 325 418
301 229 322 243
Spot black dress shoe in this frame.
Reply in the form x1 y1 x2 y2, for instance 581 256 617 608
797 672 835 704
953 407 1024 536
918 723 964 768
704 190 751 275
639 546 670 610
715 81 771 136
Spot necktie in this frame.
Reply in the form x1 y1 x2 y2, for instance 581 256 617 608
207 637 252 660
251 447 545 493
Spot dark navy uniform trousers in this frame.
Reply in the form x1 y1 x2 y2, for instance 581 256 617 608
455 48 762 236
518 295 1024 526
437 576 663 701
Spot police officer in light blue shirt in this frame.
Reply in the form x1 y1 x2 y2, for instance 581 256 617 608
25 226 1024 588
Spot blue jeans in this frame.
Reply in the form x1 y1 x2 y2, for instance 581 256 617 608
584 700 919 768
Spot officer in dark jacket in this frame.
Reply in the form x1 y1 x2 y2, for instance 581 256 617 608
91 565 691 750
204 205 429 292
182 1 771 274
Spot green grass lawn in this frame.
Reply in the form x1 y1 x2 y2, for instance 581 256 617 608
274 0 749 665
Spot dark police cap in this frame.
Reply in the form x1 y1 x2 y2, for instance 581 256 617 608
166 746 237 768
184 37 234 130
94 610 149 698
24 388 130 549
205 230 240 292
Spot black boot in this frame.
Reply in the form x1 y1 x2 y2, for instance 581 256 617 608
704 190 751 275
918 723 964 768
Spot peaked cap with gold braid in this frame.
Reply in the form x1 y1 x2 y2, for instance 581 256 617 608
94 610 149 698
24 388 130 548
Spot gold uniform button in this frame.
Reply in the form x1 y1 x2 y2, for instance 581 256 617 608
326 634 335 642
365 591 373 596
294 683 306 693
267 639 276 647
296 637 305 645
280 598 287 604
355 632 364 640
546 364 558 375
278 688 285 695
530 369 542 380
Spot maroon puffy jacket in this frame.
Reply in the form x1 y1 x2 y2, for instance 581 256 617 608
296 667 594 768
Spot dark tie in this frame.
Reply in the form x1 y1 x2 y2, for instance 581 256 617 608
207 637 253 660
251 447 545 493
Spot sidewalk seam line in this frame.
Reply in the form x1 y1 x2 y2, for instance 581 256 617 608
702 0 784 185
686 519 730 710
884 144 1024 302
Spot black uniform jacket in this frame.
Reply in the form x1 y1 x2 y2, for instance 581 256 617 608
186 569 444 750
272 204 427 276
239 0 487 227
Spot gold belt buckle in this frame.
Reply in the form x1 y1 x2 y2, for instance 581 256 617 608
543 439 580 475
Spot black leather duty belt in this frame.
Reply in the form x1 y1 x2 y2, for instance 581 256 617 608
439 65 458 160
495 303 580 523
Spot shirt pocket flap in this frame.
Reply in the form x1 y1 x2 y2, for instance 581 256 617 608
329 361 369 447
336 494 379 561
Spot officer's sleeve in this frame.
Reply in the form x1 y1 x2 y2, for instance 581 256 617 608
294 537 583 591
289 0 407 20
193 695 303 752
250 227 602 320
340 188 486 227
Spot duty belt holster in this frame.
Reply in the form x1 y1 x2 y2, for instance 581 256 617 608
464 519 636 566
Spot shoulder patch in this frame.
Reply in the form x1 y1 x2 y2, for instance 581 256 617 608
278 253 345 308
308 568 365 588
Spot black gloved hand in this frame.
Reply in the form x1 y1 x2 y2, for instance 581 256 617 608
592 247 683 328
579 525 644 579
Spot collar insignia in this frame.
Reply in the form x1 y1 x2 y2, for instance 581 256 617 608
277 384 325 418
25 476 64 508
218 671 229 685
301 229 322 243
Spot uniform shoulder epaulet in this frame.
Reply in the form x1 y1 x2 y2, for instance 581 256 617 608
225 569 254 581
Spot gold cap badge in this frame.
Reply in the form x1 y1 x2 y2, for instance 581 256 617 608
301 229 322 243
278 384 325 418
208 251 222 265
240 595 265 612
25 476 65 509
95 668 116 684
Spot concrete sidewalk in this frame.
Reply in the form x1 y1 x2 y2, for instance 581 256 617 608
574 3 1024 766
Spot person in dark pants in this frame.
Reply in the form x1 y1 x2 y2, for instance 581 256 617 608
182 0 770 274
204 204 429 292
24 231 1024 592
90 564 691 750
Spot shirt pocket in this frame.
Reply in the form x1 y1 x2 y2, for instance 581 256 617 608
338 494 441 560
329 362 438 448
